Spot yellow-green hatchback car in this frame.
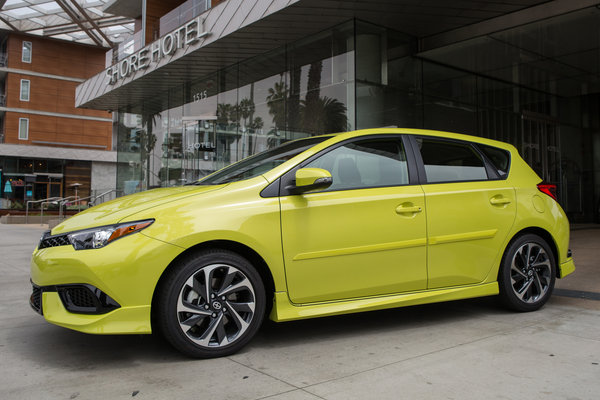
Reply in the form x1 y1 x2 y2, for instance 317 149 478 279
30 128 575 357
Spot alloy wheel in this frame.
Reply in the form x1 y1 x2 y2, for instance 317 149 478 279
509 242 552 304
176 263 256 348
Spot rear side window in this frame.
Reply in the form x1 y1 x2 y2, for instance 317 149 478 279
416 138 488 183
479 144 510 178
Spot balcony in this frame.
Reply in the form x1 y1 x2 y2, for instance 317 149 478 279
160 0 211 36
105 29 144 66
0 53 7 67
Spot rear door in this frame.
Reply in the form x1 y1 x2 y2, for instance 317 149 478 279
410 136 517 288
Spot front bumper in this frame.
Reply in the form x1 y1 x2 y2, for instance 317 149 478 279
39 291 151 334
30 232 184 334
30 283 120 315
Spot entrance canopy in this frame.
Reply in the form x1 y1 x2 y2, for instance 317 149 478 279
75 0 552 111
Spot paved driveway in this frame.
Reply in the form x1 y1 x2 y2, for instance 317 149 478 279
1 224 598 400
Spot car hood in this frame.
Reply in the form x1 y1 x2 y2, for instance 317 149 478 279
51 185 224 235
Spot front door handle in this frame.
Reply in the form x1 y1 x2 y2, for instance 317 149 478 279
396 204 422 214
490 197 511 205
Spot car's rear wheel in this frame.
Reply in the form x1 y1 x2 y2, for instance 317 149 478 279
156 249 266 358
498 234 556 312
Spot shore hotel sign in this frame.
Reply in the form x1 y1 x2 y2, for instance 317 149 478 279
105 17 209 85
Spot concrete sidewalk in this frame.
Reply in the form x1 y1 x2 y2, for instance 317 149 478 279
0 224 598 400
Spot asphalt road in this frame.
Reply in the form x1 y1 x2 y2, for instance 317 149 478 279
1 224 599 400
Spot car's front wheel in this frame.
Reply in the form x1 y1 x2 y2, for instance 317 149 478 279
156 249 266 358
498 234 556 312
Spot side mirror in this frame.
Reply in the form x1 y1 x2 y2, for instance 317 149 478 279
290 168 333 194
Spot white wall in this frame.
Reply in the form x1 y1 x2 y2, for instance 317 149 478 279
91 161 117 195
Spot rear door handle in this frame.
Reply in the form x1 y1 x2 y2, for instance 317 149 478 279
490 197 511 205
396 205 422 214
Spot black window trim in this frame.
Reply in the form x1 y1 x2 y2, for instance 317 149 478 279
407 135 504 185
473 143 512 181
261 134 418 198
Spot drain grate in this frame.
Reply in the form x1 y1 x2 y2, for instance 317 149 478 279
554 289 600 301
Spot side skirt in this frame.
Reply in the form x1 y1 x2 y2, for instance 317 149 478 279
270 282 499 322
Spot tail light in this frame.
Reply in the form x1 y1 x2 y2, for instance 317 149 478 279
537 182 558 201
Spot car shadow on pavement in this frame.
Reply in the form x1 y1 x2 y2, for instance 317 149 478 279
8 296 509 368
250 296 503 349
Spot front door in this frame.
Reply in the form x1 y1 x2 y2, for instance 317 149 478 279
280 136 427 304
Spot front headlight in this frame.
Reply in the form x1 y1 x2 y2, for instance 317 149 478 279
68 220 154 250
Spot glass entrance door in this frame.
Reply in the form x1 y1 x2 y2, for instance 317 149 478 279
181 117 217 184
521 111 563 204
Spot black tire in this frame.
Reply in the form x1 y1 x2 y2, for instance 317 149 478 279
156 249 266 358
498 234 556 312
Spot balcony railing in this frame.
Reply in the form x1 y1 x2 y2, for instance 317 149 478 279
104 0 213 68
160 0 211 36
106 30 144 66
0 94 5 106
0 53 6 67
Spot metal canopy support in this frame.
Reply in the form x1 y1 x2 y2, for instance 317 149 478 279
0 15 19 31
55 0 104 47
42 16 132 36
67 0 113 47
0 1 134 47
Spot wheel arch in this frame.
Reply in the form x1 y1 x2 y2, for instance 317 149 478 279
150 239 276 330
500 227 560 279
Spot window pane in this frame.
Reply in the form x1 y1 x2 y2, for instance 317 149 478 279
200 136 330 185
18 118 29 140
20 80 30 101
418 138 487 182
306 138 409 191
22 41 32 63
479 144 511 178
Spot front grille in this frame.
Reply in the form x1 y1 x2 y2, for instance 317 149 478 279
38 233 71 249
30 285 42 315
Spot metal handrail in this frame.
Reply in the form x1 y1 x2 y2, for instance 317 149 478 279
40 199 62 224
72 194 93 212
57 196 78 220
26 197 62 224
24 190 121 225
89 189 119 206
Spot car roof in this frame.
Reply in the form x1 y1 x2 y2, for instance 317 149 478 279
331 128 515 151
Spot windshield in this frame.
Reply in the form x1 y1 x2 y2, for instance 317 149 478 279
196 136 332 185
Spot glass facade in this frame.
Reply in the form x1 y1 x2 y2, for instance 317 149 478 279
0 157 91 209
117 16 600 222
117 21 357 193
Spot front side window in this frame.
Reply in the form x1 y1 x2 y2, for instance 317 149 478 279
22 41 32 63
417 138 488 183
18 118 29 140
305 137 409 191
20 79 30 101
